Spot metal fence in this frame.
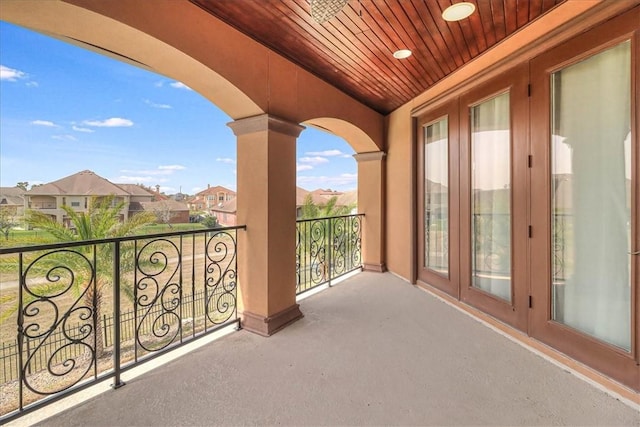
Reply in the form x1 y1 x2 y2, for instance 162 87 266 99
0 225 244 422
1 290 214 384
296 214 363 295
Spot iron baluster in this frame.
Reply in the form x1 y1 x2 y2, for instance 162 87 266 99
112 241 124 389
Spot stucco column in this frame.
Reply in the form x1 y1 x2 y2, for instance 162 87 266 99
228 114 305 336
354 151 386 272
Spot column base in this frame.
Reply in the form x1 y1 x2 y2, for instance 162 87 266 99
241 304 304 337
363 263 387 272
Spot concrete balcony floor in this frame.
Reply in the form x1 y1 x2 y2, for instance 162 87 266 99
36 272 638 426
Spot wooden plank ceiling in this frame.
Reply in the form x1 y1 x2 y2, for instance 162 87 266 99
192 0 565 114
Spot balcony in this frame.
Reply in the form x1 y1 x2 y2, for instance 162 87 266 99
1 214 638 425
5 271 638 426
29 204 57 210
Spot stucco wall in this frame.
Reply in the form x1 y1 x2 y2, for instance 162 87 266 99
384 105 414 281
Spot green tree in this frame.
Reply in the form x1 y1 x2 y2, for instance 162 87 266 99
16 182 29 191
201 215 219 228
25 195 156 356
301 194 319 219
0 207 19 240
301 195 354 219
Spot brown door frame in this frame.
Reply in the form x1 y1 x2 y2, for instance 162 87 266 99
529 9 640 391
458 64 530 332
416 100 460 298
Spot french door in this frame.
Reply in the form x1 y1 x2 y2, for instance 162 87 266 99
529 12 639 389
458 66 529 331
417 7 639 390
417 66 529 331
417 101 460 297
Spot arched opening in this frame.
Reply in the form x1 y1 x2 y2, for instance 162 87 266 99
0 0 263 120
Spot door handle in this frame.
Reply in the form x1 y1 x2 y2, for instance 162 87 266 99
630 251 640 255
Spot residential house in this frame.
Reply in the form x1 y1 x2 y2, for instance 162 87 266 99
0 187 25 216
210 197 236 226
138 199 190 224
24 170 132 227
295 187 357 218
24 171 189 226
120 183 190 224
187 185 236 212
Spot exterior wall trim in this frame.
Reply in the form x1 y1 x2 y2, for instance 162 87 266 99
353 151 386 162
228 114 305 138
241 304 304 337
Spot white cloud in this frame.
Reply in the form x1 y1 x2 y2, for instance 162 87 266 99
305 149 346 157
159 186 176 193
170 81 192 90
120 165 185 177
216 157 236 165
52 134 77 142
83 117 133 127
158 165 186 171
31 120 58 127
72 125 94 133
154 81 164 88
0 65 26 81
191 186 203 193
144 99 172 109
297 173 357 189
299 156 329 165
26 81 39 87
297 164 313 172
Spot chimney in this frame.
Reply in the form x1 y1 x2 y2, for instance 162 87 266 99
155 185 160 193
207 184 210 189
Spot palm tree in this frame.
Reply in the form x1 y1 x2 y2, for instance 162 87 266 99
25 196 156 357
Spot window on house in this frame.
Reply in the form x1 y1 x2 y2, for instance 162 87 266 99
71 202 80 207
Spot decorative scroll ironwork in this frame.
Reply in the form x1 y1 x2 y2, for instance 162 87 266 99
0 225 244 422
204 230 237 327
296 214 363 295
135 238 182 353
19 248 97 397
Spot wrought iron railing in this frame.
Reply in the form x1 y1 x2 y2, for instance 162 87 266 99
295 214 363 295
0 225 244 422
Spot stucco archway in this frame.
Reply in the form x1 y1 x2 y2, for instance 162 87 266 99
303 117 379 154
1 0 387 337
0 0 262 120
2 0 384 149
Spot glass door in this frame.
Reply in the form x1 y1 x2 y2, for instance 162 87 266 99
530 13 639 390
470 92 512 302
417 101 459 296
459 65 529 331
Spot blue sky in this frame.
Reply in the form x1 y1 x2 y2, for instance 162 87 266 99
0 21 357 194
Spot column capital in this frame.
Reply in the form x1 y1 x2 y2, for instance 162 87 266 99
353 151 386 162
227 114 305 138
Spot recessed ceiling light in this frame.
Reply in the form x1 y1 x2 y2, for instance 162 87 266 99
442 2 476 22
393 49 412 59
